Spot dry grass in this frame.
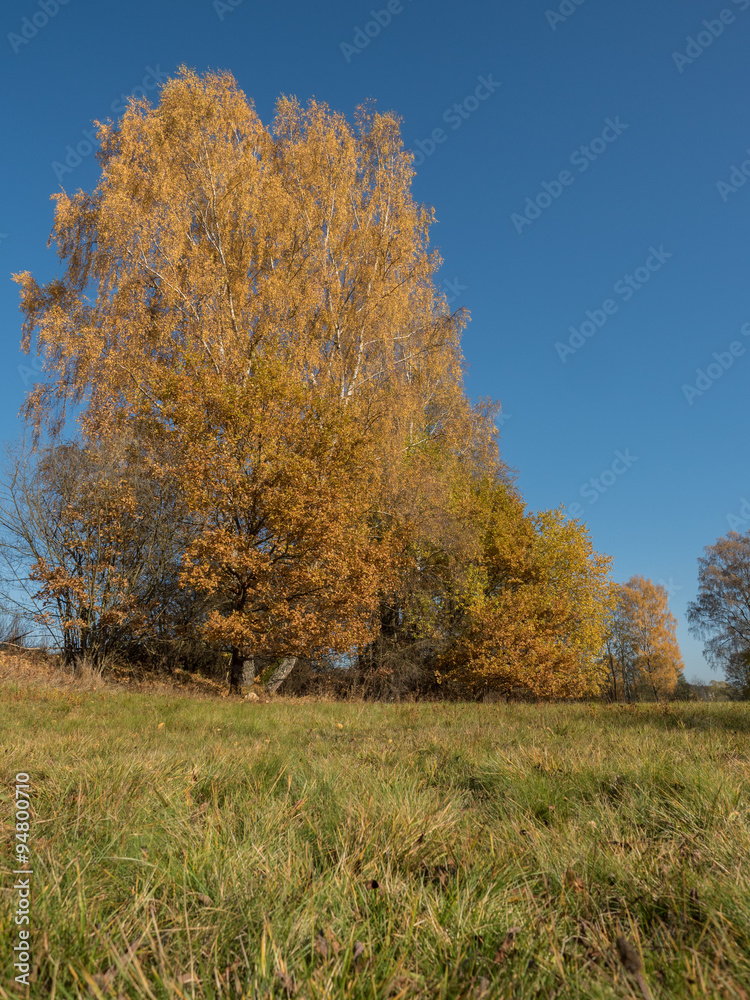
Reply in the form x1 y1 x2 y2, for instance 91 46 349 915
0 668 748 998
0 649 227 699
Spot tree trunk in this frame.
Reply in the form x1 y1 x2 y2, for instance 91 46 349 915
608 650 618 703
228 646 243 693
622 659 631 703
264 656 298 694
229 649 257 693
647 657 661 703
242 656 254 687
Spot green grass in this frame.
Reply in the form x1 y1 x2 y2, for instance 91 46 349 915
1 683 749 999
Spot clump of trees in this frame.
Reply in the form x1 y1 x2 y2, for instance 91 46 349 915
4 68 641 698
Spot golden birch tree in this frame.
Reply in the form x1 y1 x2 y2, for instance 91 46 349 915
13 68 489 676
618 576 683 700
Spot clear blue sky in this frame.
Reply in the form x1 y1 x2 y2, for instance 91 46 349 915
1 0 748 680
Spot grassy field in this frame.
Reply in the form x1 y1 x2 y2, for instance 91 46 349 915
1 673 749 999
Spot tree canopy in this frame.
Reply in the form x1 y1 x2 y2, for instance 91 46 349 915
688 531 750 696
11 69 618 697
604 576 683 702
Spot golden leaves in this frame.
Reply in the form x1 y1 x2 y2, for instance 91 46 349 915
15 68 620 696
442 491 614 698
611 576 684 699
16 70 462 660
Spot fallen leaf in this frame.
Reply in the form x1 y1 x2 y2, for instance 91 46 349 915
470 975 491 998
277 970 295 995
564 868 585 893
493 926 521 964
616 936 654 1000
223 960 240 981
314 931 328 959
427 863 457 887
352 941 366 969
507 886 534 904
616 936 641 974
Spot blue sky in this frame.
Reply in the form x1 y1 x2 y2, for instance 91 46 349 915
1 0 748 679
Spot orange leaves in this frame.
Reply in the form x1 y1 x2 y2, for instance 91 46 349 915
18 68 469 460
16 69 464 664
13 69 496 672
167 355 395 657
8 433 188 663
16 68 620 694
613 576 683 699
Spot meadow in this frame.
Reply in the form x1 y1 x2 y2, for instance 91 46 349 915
1 670 749 999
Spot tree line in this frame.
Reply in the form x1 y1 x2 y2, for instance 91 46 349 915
3 69 742 700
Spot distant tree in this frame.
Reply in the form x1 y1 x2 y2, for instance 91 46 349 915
441 498 614 699
616 576 683 701
687 531 750 696
671 671 694 701
602 585 638 702
707 679 739 701
0 435 198 665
